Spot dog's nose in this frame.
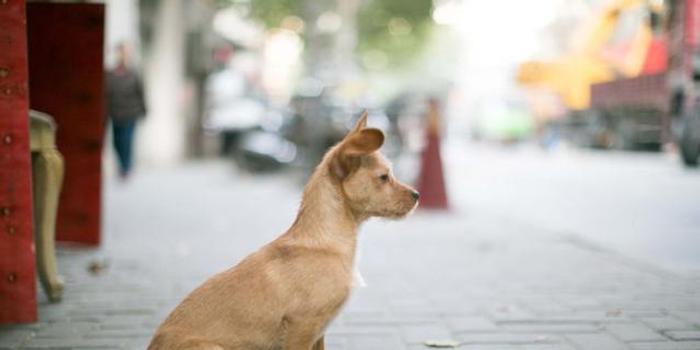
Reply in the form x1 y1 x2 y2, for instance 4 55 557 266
411 191 420 200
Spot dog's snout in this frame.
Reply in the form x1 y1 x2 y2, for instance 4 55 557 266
411 191 420 200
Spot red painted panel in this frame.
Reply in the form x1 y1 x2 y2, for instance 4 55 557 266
26 3 105 246
641 39 668 75
685 0 700 46
590 73 667 110
0 0 38 324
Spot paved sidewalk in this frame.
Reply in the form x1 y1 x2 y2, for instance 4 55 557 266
1 161 700 350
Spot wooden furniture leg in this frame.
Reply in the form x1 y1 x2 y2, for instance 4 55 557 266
30 111 65 302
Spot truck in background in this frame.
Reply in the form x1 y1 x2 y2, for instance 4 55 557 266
517 0 700 166
586 0 700 166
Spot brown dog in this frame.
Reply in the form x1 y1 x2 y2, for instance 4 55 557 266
148 112 419 350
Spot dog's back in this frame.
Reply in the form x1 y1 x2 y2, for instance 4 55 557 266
149 250 288 350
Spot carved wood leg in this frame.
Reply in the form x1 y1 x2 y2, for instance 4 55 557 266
32 149 65 302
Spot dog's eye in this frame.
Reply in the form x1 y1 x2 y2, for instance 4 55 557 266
379 174 389 182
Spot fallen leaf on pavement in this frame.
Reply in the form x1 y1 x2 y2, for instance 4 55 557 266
424 340 461 348
535 335 550 342
606 308 623 317
87 259 109 275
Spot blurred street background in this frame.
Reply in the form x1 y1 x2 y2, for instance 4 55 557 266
3 0 700 349
95 0 700 268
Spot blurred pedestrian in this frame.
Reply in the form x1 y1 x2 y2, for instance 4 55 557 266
106 42 146 179
416 97 448 209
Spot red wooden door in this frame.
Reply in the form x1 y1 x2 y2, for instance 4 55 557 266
26 2 105 246
0 0 38 324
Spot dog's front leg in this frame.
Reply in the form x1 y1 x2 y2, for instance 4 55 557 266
283 322 323 350
283 332 318 350
312 336 324 350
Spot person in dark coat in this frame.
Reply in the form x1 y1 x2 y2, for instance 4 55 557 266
106 43 146 179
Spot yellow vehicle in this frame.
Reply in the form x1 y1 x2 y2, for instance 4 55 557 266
517 0 665 113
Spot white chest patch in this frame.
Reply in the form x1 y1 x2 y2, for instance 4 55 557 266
352 246 367 288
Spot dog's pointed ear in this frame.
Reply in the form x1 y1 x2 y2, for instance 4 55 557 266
342 128 384 156
350 111 369 134
330 127 384 180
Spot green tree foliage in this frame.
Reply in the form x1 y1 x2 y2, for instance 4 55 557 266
223 0 434 70
247 0 310 29
356 0 433 68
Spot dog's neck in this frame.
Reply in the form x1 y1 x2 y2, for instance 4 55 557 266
286 165 362 261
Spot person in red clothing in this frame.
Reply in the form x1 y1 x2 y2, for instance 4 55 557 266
106 43 147 179
416 97 449 209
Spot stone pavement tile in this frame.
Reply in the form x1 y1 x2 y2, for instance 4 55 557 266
28 348 121 350
556 295 603 310
565 333 628 350
625 310 671 318
344 333 406 350
604 323 667 342
33 322 98 338
322 336 346 350
616 302 687 313
524 303 573 314
0 324 40 332
429 296 484 315
326 324 397 337
459 346 518 350
517 344 577 350
125 336 153 350
0 329 34 349
432 304 485 316
456 333 561 345
500 322 603 333
630 341 700 350
674 311 700 328
401 324 453 344
84 329 154 339
664 330 700 341
337 310 384 324
444 316 499 332
638 316 692 331
65 315 105 324
500 311 631 324
411 345 519 350
389 298 434 311
97 315 154 330
389 309 442 321
67 306 156 318
487 305 538 322
391 314 446 325
36 305 72 323
21 337 127 349
339 310 440 326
